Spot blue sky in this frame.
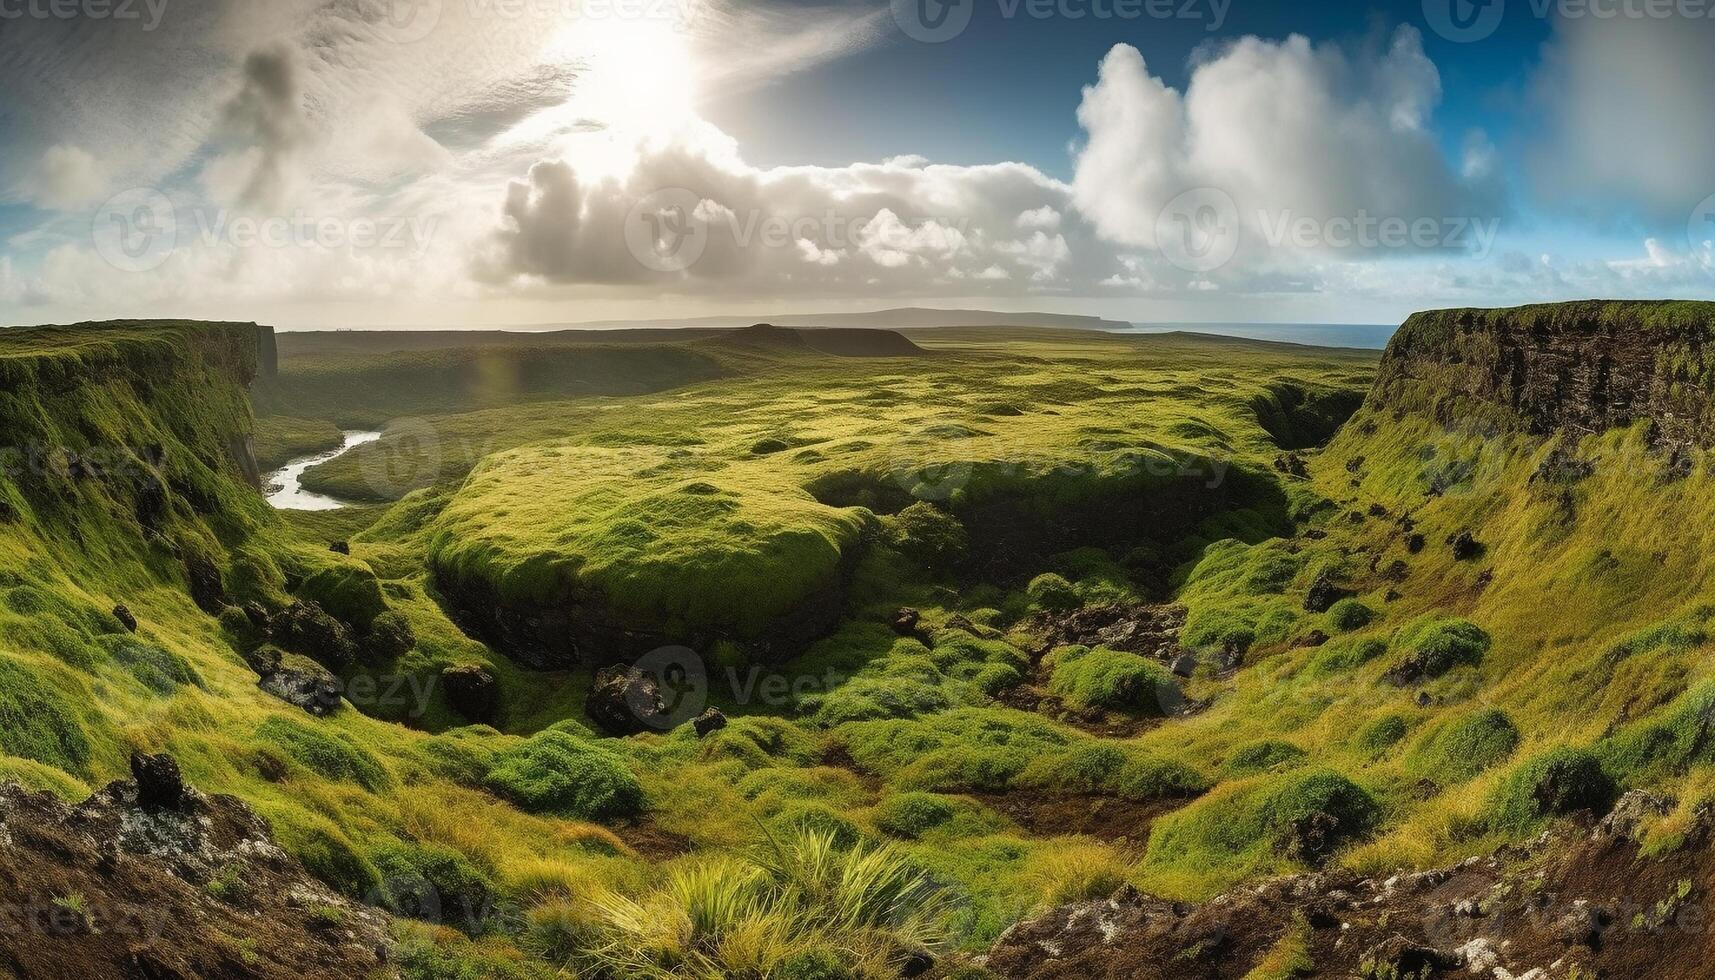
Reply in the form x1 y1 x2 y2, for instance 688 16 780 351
0 0 1711 328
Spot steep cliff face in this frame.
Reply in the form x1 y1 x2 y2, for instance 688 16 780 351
1370 301 1715 451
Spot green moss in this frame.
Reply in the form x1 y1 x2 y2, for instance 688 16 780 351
1389 617 1491 681
0 656 92 774
255 716 392 791
769 802 863 849
1407 709 1519 783
108 638 203 695
1489 747 1617 833
372 840 496 932
1326 598 1374 632
1223 740 1308 776
1146 770 1379 889
837 708 1072 792
1355 714 1410 756
872 792 958 839
1047 648 1178 714
486 730 643 821
1026 573 1082 613
885 502 968 572
1307 636 1387 677
803 676 953 727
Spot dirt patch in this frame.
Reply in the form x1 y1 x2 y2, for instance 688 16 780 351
0 772 392 980
987 791 1715 980
970 791 1184 848
614 821 695 861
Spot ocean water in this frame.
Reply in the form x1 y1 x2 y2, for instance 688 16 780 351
1124 322 1396 350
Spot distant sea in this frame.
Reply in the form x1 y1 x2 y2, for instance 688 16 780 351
1123 322 1396 350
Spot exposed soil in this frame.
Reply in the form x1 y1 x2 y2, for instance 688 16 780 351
986 791 1715 980
613 821 695 861
0 771 393 980
969 791 1186 849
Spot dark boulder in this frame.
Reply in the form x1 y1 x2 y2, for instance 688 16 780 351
1407 533 1426 554
1449 530 1483 561
329 541 350 556
243 601 273 630
692 708 727 738
0 498 17 524
112 604 138 633
586 665 667 736
184 552 227 614
130 751 186 811
134 473 168 528
248 646 342 716
361 610 416 665
1304 572 1353 613
272 601 358 670
442 665 499 723
891 607 922 637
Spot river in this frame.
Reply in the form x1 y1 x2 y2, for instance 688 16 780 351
263 431 382 511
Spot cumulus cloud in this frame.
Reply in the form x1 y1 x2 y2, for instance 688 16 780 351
1529 13 1715 228
15 146 109 211
1070 28 1502 269
473 122 1111 296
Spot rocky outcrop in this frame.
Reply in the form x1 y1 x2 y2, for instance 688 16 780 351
1371 301 1715 453
0 758 392 979
987 804 1715 980
441 665 499 723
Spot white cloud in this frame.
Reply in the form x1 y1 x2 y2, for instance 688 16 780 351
15 145 109 211
1529 13 1715 226
1069 29 1501 269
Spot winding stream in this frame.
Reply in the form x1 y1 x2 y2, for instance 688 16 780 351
264 431 381 511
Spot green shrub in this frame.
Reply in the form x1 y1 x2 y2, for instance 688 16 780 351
1147 770 1379 883
1489 748 1617 833
416 728 504 786
362 610 417 664
886 502 968 571
1355 715 1409 756
109 639 203 695
1307 636 1387 676
777 949 857 980
837 709 1071 792
872 792 957 839
1223 740 1307 776
1599 683 1715 784
1326 599 1373 632
296 565 387 627
1027 573 1082 613
804 677 952 727
967 662 1023 696
372 841 496 932
1390 618 1491 681
1408 709 1519 783
1047 648 1177 714
255 717 392 791
1111 754 1208 800
693 716 818 770
0 656 91 773
486 731 643 821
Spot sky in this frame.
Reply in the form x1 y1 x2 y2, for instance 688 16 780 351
0 0 1712 330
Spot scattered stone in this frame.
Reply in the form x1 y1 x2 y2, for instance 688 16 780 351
1407 533 1426 554
441 665 499 723
1274 453 1309 478
692 708 727 738
112 604 138 632
183 551 227 614
586 665 667 736
329 540 350 556
249 646 342 716
129 751 186 811
1171 652 1199 678
891 607 922 636
1597 790 1674 841
242 601 272 630
271 601 358 670
1304 571 1354 613
1552 899 1609 948
1450 530 1483 561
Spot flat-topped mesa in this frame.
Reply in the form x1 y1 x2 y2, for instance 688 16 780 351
1371 301 1715 452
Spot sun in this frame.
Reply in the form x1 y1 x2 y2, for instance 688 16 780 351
546 15 699 131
